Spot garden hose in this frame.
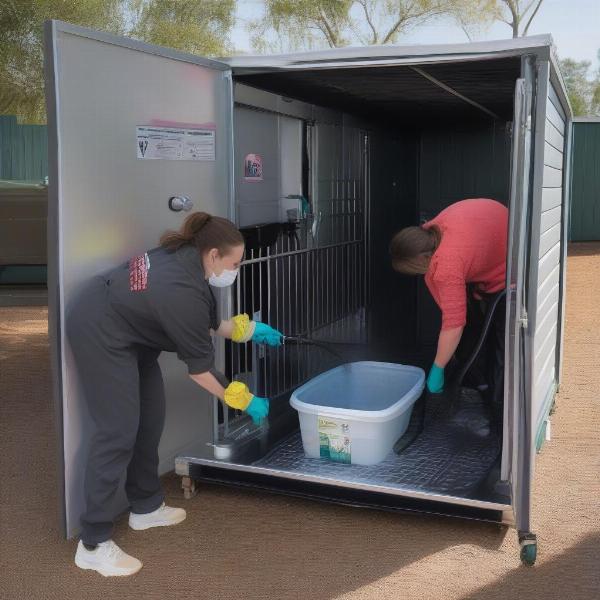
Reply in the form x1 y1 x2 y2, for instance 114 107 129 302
282 335 343 359
453 289 507 389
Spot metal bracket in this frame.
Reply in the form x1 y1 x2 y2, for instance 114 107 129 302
410 66 501 120
181 476 198 500
519 309 529 329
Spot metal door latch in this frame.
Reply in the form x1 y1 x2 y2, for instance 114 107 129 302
169 196 193 212
519 309 529 329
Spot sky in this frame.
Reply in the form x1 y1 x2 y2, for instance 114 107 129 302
231 0 600 69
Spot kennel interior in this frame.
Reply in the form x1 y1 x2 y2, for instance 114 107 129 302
186 56 518 505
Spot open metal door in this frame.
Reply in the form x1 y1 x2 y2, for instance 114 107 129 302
44 21 233 538
505 57 535 542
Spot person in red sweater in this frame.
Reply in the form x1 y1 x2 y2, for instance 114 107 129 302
389 198 508 396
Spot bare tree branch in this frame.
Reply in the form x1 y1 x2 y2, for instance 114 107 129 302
503 0 520 25
454 14 474 42
317 6 339 47
358 0 379 45
523 0 545 35
381 6 448 45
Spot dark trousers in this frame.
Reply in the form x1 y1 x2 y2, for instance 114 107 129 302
455 290 506 423
67 278 166 545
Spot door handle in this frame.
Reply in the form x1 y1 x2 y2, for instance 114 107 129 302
169 196 193 212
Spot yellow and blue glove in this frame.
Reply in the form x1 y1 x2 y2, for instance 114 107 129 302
426 364 444 394
231 313 283 347
252 322 283 346
224 381 270 426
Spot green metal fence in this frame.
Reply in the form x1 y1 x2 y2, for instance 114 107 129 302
0 116 48 286
570 119 600 242
0 115 48 182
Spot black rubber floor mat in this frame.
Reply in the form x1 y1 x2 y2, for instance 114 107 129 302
388 387 501 497
254 388 501 500
393 392 426 454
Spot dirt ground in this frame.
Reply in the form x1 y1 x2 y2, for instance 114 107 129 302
1 243 599 600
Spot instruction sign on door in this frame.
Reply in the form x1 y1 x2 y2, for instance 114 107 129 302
136 126 215 161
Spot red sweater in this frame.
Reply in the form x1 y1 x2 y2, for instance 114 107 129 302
423 199 508 330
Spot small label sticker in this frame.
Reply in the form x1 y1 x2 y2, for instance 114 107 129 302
244 153 263 181
136 126 215 161
318 417 351 464
129 252 151 292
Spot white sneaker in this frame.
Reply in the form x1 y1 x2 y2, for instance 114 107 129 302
75 540 142 577
129 502 186 531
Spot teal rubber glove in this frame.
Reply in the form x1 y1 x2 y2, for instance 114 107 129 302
427 364 445 394
251 322 283 347
245 396 270 425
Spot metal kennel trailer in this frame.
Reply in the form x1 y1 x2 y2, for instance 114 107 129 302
45 21 571 564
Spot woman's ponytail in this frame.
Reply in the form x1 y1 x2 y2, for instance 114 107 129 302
160 211 243 255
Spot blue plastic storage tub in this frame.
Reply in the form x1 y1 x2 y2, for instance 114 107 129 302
290 361 425 465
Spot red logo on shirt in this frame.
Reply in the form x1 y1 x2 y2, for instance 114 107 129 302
129 253 150 292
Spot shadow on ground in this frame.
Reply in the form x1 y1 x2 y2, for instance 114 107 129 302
459 533 600 600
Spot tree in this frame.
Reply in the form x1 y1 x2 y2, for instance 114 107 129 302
128 0 236 56
592 50 600 116
494 0 545 38
0 0 125 123
251 0 498 52
559 55 600 117
250 0 353 51
353 0 497 46
0 0 236 123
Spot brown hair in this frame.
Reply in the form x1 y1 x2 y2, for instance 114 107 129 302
160 212 244 256
389 225 441 275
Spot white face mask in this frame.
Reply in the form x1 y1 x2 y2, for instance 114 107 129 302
209 268 239 288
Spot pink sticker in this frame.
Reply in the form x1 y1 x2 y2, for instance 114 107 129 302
129 253 150 292
244 154 263 182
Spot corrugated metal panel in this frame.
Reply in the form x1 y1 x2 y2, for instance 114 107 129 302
543 141 562 169
543 164 562 187
546 101 565 134
369 130 420 349
537 242 561 283
313 121 344 246
536 278 560 323
570 121 600 241
0 116 48 181
533 348 556 410
548 82 567 119
542 187 562 211
419 121 511 215
540 205 561 231
530 80 566 437
537 263 560 306
234 107 281 227
539 222 561 257
535 304 559 358
235 58 521 125
0 184 47 265
545 119 564 150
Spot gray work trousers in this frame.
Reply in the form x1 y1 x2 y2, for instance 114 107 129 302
67 277 165 545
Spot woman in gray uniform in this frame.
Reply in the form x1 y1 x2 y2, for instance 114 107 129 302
68 212 282 577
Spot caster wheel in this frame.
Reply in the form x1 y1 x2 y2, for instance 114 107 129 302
520 541 537 566
518 531 537 566
181 476 197 500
